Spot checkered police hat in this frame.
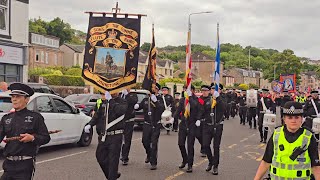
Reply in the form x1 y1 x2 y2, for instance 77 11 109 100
282 101 303 116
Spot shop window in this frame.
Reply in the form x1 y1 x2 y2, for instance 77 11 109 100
0 0 9 36
6 65 17 75
35 50 40 62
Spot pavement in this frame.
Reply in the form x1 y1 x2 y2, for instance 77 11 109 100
0 115 271 180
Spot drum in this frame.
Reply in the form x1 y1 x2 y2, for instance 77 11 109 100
312 118 320 134
263 113 276 129
161 109 174 130
246 90 258 107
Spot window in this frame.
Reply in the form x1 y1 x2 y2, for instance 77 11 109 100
54 54 58 65
27 100 35 111
40 51 44 62
0 63 20 82
36 96 54 113
35 50 40 62
45 52 48 64
0 0 9 36
53 98 72 114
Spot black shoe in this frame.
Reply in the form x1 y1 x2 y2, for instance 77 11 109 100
122 160 128 166
167 130 170 135
206 164 213 172
260 139 263 143
179 162 187 169
201 153 206 158
150 165 157 170
249 126 252 129
263 140 267 144
145 157 150 163
212 167 218 175
117 172 121 178
254 127 257 129
186 166 193 173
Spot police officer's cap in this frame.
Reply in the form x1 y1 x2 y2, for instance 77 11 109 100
8 83 34 97
210 83 223 90
155 83 161 90
201 85 210 91
311 90 319 94
174 92 180 95
282 101 303 116
262 88 269 92
162 86 169 90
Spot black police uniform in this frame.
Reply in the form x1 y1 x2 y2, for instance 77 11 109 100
162 91 175 134
257 96 274 143
136 94 165 169
202 94 227 174
238 94 247 125
0 83 51 180
88 96 128 180
120 92 138 165
174 93 202 171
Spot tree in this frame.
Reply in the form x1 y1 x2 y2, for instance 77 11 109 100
140 42 151 52
47 17 74 45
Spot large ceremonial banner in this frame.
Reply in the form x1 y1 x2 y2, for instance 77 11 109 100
82 15 141 93
280 74 296 92
271 80 284 93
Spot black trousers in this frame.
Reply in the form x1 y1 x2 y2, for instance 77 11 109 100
203 124 223 168
258 114 268 141
225 103 231 119
239 106 247 125
121 121 135 161
230 102 237 118
142 123 161 166
178 124 196 166
173 117 179 131
247 108 257 128
1 159 34 180
195 123 205 154
96 134 122 180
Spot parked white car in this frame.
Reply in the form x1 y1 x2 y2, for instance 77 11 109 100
0 92 93 149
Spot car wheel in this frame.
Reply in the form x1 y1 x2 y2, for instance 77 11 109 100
77 128 93 147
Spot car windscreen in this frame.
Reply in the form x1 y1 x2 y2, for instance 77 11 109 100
65 95 89 104
0 97 12 113
136 93 148 103
31 86 55 94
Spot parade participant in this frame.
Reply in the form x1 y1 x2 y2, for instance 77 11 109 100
254 101 320 180
196 85 210 157
225 89 232 120
119 88 138 166
0 83 51 180
257 89 273 143
85 91 128 180
134 83 164 170
280 90 292 122
230 89 238 118
174 85 202 173
173 92 180 132
303 90 320 142
161 86 175 135
238 90 247 125
203 83 226 175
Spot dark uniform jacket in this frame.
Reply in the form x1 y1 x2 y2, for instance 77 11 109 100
238 95 247 107
89 97 128 135
226 92 232 103
0 108 50 157
163 94 175 113
202 96 227 125
174 94 202 128
120 92 138 120
303 97 320 117
257 97 273 114
136 95 165 126
281 95 292 107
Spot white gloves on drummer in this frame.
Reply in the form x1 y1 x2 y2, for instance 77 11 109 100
121 89 128 96
84 125 91 133
213 91 220 98
151 94 158 102
105 91 112 101
255 116 258 120
134 104 139 110
195 120 201 127
186 89 192 97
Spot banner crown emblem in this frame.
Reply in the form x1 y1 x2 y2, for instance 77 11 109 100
108 29 118 39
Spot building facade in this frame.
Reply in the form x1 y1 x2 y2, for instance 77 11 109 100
0 0 29 83
60 44 85 67
29 33 63 70
222 73 234 87
299 71 319 91
225 68 261 86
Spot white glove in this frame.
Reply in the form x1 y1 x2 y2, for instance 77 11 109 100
134 104 139 110
84 125 91 133
266 109 271 114
121 89 128 96
195 120 201 127
105 91 112 101
255 115 258 120
187 89 192 97
317 114 320 118
213 91 220 98
151 94 157 102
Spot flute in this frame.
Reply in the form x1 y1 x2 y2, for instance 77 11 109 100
3 130 62 143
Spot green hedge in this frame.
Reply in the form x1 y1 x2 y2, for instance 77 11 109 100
42 74 85 86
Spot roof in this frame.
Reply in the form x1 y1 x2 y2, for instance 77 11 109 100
138 51 174 67
30 32 60 40
233 68 261 77
191 52 213 61
64 43 85 53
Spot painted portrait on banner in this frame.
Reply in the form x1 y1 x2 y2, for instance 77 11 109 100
280 74 296 92
82 15 141 93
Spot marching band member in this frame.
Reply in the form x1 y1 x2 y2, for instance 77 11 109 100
134 83 165 170
85 91 128 180
257 89 274 143
161 86 175 135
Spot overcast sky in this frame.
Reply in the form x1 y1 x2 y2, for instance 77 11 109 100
30 0 320 59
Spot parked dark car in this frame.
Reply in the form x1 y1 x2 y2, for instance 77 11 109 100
25 83 58 95
130 89 149 126
64 94 101 116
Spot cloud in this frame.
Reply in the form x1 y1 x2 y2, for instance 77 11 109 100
29 0 320 59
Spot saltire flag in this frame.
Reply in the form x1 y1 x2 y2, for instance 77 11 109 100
184 27 192 118
142 24 157 92
212 23 220 108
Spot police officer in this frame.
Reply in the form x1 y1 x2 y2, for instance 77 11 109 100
0 83 51 180
238 91 247 125
254 101 320 180
173 92 180 132
174 85 202 173
134 83 165 170
257 89 273 143
202 84 227 175
119 88 138 166
161 86 175 135
303 90 320 141
85 91 128 180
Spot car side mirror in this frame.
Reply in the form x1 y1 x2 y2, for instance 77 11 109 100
74 108 80 114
